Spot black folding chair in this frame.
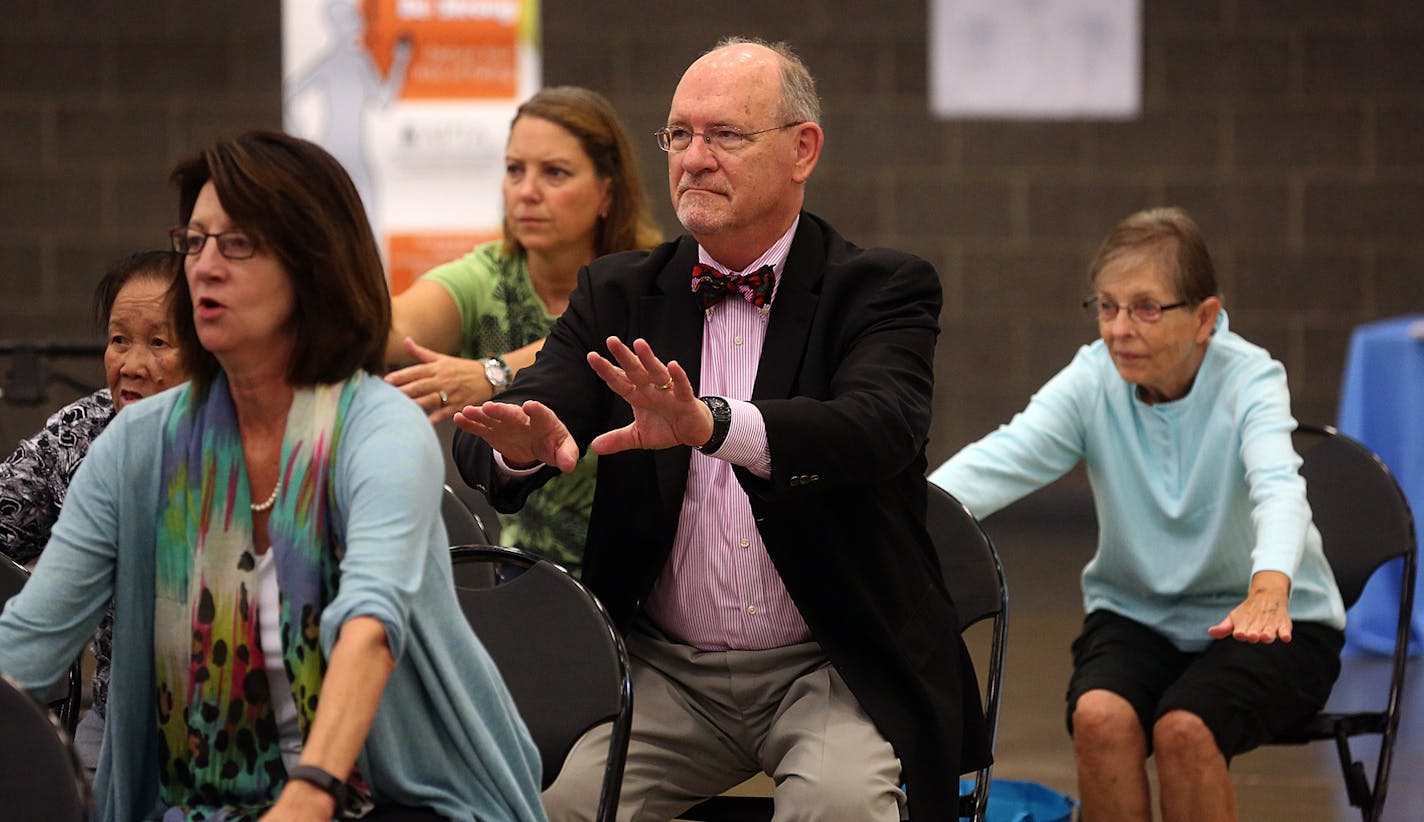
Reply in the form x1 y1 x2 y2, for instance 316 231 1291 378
1273 424 1417 822
441 484 492 547
0 673 88 820
680 484 1009 821
448 545 632 822
0 557 82 736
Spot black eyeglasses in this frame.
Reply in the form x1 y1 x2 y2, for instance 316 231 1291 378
1082 296 1191 324
168 227 258 260
654 122 801 153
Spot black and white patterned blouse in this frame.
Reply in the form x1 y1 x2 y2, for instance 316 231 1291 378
0 388 116 716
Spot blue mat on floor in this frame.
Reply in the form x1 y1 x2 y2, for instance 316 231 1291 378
959 778 1077 822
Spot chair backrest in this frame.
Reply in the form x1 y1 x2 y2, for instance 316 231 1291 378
1288 424 1417 821
927 484 1008 821
0 558 82 734
0 675 89 820
1292 425 1418 609
448 545 632 822
929 485 1007 631
0 555 26 606
441 484 492 547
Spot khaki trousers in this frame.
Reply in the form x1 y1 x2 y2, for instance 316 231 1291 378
542 620 905 822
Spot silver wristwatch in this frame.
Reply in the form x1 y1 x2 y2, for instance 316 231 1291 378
484 357 511 392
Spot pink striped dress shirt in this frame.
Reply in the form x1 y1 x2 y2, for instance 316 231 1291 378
644 218 813 650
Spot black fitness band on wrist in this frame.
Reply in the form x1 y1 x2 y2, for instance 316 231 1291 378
288 763 348 810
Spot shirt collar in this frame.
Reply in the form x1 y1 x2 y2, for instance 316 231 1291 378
696 215 800 304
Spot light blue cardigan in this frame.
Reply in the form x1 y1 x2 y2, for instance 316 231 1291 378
931 312 1345 651
0 374 546 822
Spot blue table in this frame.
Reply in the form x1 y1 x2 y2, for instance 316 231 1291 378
1336 314 1424 656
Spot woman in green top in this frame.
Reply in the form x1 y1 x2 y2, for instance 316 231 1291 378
386 86 660 571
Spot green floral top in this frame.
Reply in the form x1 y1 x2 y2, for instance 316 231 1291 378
423 241 593 574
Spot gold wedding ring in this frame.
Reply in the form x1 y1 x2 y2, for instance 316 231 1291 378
655 381 673 390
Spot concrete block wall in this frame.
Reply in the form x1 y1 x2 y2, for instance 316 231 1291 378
3 0 1423 466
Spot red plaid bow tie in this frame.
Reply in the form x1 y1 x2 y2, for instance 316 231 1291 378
691 263 776 310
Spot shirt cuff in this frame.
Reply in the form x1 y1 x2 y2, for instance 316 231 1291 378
493 450 546 478
709 398 771 479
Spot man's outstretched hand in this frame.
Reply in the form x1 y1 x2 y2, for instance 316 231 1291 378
454 399 580 474
587 336 713 455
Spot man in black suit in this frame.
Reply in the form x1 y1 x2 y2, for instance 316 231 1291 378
453 36 989 821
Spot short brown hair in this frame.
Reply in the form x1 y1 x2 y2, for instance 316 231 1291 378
169 129 390 392
1088 206 1219 304
502 86 661 258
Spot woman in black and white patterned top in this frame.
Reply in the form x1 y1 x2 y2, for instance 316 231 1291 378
0 249 185 771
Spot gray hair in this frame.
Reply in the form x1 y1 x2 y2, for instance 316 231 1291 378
711 36 821 124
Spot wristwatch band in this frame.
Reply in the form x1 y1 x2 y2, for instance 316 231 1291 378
287 763 348 810
697 396 732 454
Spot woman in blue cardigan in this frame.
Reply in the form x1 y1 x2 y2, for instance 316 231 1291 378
0 130 545 822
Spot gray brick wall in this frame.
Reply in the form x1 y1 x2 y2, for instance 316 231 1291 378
3 0 1423 467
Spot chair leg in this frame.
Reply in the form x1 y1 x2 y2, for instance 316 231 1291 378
64 661 82 736
1332 728 1372 818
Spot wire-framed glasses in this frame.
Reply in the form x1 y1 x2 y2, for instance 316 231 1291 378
168 227 259 260
654 122 801 153
1082 296 1190 324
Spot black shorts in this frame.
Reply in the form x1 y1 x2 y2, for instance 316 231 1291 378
1065 609 1343 760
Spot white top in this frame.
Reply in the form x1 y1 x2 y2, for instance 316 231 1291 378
256 548 303 774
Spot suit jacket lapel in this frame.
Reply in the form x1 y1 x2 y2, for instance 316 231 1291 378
641 237 703 517
754 214 823 400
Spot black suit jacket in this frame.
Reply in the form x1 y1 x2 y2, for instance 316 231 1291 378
454 213 990 819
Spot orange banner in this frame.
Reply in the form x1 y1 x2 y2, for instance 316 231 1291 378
365 0 520 99
387 230 502 294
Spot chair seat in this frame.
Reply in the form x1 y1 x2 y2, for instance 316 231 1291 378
1271 712 1391 745
677 795 769 822
678 791 976 821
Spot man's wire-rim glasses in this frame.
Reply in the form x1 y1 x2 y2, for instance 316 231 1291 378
655 122 802 153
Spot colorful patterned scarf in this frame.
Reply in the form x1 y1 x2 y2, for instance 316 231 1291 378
154 373 361 820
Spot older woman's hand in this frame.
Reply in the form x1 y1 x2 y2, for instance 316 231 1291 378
385 337 494 424
1208 570 1293 644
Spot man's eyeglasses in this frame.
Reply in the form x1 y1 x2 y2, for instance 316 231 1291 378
1082 296 1191 324
655 122 801 153
168 227 258 261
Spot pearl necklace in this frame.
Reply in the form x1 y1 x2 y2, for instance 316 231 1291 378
250 482 280 513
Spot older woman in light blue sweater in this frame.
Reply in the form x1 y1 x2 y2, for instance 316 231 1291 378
931 207 1344 822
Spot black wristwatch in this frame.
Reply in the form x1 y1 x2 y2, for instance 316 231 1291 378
288 764 348 810
697 396 732 454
